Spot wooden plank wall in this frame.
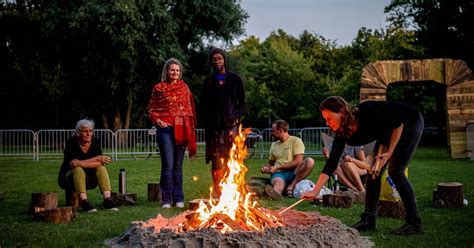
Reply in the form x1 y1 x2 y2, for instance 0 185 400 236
360 58 474 158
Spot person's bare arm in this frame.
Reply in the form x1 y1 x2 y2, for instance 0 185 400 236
70 155 112 169
377 124 403 165
269 154 304 174
344 154 372 170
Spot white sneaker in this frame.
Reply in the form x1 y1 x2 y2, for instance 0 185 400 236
162 203 171 209
176 202 185 208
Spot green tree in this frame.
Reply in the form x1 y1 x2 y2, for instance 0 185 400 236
385 0 474 68
1 0 248 129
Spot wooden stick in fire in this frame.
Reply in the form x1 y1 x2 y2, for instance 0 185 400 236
278 198 306 215
370 144 386 179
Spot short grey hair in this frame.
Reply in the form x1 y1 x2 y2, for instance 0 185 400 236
161 58 183 82
74 119 95 136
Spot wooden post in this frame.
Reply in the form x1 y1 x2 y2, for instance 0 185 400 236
434 182 464 208
29 192 58 214
65 189 79 207
147 182 161 202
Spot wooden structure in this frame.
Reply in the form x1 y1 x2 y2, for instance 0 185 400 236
360 58 474 158
433 182 464 208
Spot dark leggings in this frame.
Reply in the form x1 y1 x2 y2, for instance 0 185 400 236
364 113 424 219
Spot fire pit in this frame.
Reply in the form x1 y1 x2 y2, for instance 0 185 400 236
106 127 373 247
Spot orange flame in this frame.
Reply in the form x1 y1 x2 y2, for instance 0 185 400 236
192 125 283 233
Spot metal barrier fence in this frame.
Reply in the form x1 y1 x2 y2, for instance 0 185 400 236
0 127 329 161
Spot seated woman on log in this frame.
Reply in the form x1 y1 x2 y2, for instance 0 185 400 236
323 143 367 192
57 119 118 213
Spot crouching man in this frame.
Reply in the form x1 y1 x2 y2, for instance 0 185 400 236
260 119 315 199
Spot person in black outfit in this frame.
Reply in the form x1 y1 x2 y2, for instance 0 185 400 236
302 96 424 235
198 47 246 198
58 119 118 213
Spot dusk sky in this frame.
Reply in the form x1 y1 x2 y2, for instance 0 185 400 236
238 0 391 46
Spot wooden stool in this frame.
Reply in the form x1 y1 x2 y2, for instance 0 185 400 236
147 182 161 202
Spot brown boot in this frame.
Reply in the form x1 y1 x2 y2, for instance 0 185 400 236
211 169 224 198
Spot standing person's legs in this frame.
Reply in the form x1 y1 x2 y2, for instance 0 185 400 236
211 127 236 198
389 114 424 235
172 144 186 205
351 158 385 231
156 127 175 207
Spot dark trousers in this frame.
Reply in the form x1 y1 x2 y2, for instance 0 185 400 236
365 113 424 220
156 126 185 205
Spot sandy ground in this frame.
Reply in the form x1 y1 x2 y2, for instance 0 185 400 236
106 208 373 248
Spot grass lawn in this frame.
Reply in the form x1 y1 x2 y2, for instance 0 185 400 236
0 146 473 247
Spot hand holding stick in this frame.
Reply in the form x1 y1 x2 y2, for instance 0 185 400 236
278 199 306 215
370 145 386 179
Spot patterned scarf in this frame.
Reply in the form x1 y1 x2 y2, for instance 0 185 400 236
147 80 197 156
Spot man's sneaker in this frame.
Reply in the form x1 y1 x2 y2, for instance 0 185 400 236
103 198 118 211
265 185 283 200
162 203 171 209
80 200 97 213
176 202 185 208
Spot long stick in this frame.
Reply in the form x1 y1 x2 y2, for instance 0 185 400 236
278 199 305 215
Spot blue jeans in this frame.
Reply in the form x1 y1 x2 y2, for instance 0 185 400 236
365 113 424 220
156 126 185 205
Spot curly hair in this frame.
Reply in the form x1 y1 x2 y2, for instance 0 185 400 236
319 96 358 138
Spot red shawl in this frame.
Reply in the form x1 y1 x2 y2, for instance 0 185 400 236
147 80 197 157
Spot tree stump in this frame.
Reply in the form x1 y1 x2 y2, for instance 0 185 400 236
377 200 405 218
111 192 137 206
65 189 79 208
33 207 76 223
29 192 58 214
339 190 365 204
433 182 464 208
249 177 271 187
322 193 353 208
147 182 161 202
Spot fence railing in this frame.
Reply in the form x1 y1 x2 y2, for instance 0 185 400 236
0 127 329 161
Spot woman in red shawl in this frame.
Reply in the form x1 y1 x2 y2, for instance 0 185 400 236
147 58 196 209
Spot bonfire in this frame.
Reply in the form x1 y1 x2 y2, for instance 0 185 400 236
186 125 283 233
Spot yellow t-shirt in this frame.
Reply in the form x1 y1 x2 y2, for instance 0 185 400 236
269 136 305 166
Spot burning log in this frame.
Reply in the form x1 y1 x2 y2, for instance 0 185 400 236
249 207 282 227
214 214 251 231
188 199 209 211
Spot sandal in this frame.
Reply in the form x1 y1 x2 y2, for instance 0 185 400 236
287 189 294 198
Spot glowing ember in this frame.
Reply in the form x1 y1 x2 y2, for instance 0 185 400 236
189 125 283 233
